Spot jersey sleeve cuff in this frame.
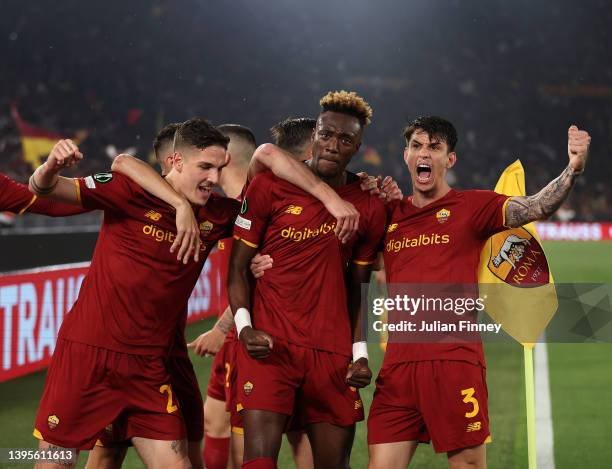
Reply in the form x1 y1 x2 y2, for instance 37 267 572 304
501 196 511 228
353 259 375 266
233 235 258 249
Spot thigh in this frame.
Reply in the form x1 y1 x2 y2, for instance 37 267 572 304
417 361 490 454
368 441 417 469
242 409 287 462
132 437 190 469
306 422 354 469
204 396 231 438
85 445 128 469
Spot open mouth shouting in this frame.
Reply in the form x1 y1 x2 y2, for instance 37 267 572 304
416 162 432 184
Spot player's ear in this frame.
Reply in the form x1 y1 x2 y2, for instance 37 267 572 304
447 152 457 169
173 152 183 171
403 146 410 166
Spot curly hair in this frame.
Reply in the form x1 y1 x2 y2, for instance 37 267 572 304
319 90 373 126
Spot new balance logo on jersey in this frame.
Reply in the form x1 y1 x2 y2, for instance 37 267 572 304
144 210 162 221
387 223 398 233
285 205 303 215
466 421 482 432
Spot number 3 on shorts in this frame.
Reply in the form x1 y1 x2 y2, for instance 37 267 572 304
160 384 179 413
461 387 479 418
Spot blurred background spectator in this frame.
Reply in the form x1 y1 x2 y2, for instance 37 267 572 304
1 0 610 230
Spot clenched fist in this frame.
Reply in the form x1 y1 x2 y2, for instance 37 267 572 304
46 139 83 172
567 125 590 173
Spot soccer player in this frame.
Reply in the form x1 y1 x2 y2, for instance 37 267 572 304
270 117 316 162
30 119 238 469
367 117 591 469
198 123 257 469
228 91 387 469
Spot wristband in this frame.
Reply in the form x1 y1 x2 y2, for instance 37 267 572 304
352 341 368 361
235 307 252 336
29 169 59 195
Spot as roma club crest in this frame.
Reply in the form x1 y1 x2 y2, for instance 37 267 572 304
436 208 451 224
487 227 550 287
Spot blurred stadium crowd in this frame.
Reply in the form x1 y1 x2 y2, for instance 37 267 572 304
1 0 610 225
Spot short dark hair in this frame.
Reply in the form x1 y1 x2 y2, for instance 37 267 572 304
153 122 180 159
174 118 230 152
403 116 458 152
270 118 316 153
216 124 257 147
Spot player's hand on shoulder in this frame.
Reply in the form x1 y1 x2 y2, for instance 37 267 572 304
187 327 225 357
379 176 402 203
171 201 201 264
47 139 83 172
239 326 274 359
345 357 372 388
567 125 591 173
357 172 403 203
324 196 359 245
250 253 273 279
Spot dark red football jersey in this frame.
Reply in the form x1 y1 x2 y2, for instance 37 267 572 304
382 189 509 366
233 171 386 356
58 172 240 355
0 173 88 216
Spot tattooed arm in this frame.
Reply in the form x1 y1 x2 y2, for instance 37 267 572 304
505 125 591 227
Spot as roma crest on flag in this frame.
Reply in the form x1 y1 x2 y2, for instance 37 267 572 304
487 227 550 287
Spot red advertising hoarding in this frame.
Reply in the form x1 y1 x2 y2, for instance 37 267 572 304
0 248 226 382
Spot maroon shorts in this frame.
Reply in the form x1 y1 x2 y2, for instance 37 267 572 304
207 339 233 402
166 355 204 442
367 360 490 453
93 356 203 447
236 340 363 429
34 339 186 450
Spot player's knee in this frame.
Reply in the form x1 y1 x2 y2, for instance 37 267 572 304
447 445 486 469
203 397 230 437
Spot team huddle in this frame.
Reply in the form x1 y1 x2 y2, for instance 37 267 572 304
1 90 591 469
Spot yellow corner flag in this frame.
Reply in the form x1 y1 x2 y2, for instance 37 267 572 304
478 159 558 346
478 159 558 469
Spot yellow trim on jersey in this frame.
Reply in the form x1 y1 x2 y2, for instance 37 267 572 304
19 195 38 214
231 426 244 435
33 428 43 440
95 439 105 447
484 435 493 444
74 179 82 206
501 196 511 228
233 235 258 249
353 259 375 266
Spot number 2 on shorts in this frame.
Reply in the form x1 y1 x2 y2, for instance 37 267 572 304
461 387 479 418
160 384 179 413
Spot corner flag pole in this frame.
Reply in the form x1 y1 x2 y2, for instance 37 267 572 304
524 344 537 469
